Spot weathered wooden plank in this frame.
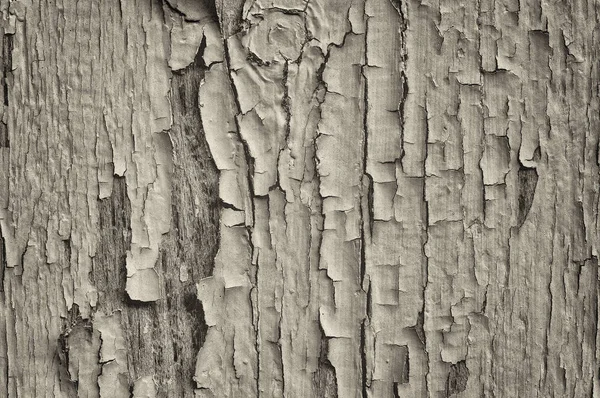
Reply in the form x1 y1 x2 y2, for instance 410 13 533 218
0 0 599 397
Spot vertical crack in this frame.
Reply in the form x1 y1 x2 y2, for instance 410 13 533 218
0 228 5 292
0 33 12 149
360 9 371 397
360 320 368 398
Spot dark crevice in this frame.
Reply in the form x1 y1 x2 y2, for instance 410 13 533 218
123 294 155 308
399 346 410 384
182 291 208 355
517 164 538 228
164 0 218 23
281 61 291 149
414 310 426 346
388 0 408 168
445 360 469 397
392 382 400 398
3 34 12 107
315 325 338 398
360 15 373 398
0 33 12 148
0 228 5 292
247 50 271 67
360 320 368 398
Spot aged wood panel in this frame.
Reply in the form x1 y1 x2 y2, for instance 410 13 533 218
0 0 599 397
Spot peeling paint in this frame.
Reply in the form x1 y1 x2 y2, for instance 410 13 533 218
1 0 600 396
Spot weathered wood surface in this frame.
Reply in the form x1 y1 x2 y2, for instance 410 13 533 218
0 0 599 397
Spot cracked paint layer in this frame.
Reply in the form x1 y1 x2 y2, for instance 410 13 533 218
193 0 600 396
1 0 600 396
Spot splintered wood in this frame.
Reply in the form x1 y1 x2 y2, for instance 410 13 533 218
0 0 599 397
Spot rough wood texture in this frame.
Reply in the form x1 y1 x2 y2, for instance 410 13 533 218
0 0 599 397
